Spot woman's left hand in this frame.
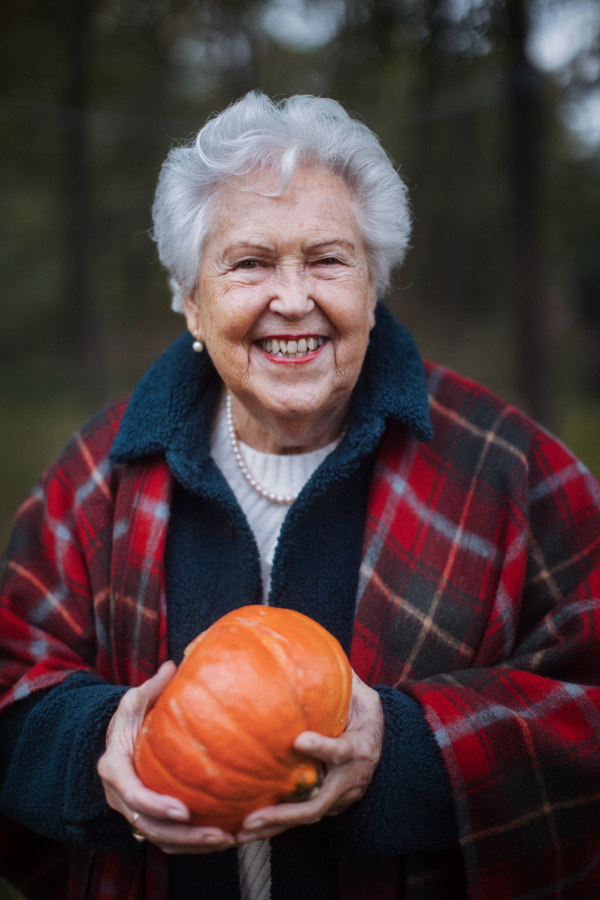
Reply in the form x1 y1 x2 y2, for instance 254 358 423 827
236 670 384 843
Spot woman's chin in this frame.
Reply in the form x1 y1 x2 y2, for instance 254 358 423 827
253 393 332 423
240 378 344 424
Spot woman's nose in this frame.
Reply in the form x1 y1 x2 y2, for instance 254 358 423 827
268 268 315 318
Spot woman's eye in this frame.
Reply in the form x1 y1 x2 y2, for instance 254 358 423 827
317 257 340 266
237 259 260 269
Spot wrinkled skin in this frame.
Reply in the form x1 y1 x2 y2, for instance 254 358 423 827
181 164 377 454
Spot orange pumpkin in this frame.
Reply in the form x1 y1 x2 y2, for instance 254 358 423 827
134 605 352 833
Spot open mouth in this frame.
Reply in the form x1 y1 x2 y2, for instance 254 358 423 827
257 336 327 360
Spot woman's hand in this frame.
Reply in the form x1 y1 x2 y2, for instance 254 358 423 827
97 662 236 854
236 670 384 843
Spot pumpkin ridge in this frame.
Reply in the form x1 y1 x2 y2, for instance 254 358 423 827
141 716 275 801
207 612 351 738
135 724 214 796
166 681 286 779
140 707 222 787
249 618 346 734
244 623 308 731
138 737 255 824
173 648 306 778
189 625 306 743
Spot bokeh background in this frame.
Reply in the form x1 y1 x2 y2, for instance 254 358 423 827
2 0 600 559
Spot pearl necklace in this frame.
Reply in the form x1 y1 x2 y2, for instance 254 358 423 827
226 394 296 505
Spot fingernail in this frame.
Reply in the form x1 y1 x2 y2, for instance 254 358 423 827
204 835 220 844
167 808 188 821
249 818 264 829
300 737 316 750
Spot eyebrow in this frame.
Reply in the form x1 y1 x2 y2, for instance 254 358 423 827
225 241 275 254
306 239 356 252
224 238 356 254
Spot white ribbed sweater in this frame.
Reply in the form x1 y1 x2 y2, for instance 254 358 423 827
211 397 341 603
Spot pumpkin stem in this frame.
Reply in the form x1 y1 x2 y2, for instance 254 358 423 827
281 761 324 803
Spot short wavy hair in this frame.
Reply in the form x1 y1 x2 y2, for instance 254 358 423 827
152 91 411 312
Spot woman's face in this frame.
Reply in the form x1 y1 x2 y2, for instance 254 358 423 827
182 165 377 440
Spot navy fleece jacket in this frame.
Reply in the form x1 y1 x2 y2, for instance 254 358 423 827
0 303 457 897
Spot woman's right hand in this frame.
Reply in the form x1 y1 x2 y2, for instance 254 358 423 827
97 661 236 854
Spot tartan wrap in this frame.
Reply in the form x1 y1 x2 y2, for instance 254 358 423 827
2 363 600 900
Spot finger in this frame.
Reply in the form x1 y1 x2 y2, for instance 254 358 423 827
237 788 358 841
98 662 190 823
158 840 236 856
103 777 191 822
100 750 190 822
293 731 355 766
237 823 290 842
238 750 380 841
238 776 344 839
237 807 322 842
139 661 177 712
103 663 178 760
99 734 191 822
115 662 177 730
131 814 236 854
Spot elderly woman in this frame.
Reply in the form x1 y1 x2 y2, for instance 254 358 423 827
1 92 600 900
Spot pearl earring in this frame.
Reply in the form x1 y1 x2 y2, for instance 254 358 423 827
192 329 204 353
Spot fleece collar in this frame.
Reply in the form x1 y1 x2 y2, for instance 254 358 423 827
110 301 432 473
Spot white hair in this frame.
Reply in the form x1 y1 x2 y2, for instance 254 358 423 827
151 92 411 312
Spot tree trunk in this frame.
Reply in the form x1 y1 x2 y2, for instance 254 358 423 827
505 0 555 428
59 0 104 404
409 0 470 329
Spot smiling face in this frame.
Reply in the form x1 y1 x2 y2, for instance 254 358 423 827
181 164 377 452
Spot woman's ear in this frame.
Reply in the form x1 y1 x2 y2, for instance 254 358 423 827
367 284 377 331
181 290 204 342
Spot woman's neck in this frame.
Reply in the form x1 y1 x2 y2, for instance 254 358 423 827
228 391 349 454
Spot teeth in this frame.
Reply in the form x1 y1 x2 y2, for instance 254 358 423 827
259 337 326 358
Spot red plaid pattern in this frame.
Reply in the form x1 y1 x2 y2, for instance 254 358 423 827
353 365 600 898
2 363 600 900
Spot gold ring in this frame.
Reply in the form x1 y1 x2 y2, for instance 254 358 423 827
131 812 146 843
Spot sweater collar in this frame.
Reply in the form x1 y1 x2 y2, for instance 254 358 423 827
110 301 432 467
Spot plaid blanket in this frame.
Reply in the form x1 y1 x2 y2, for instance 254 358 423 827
2 363 600 900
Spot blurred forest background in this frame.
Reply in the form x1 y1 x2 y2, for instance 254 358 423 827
1 0 600 553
